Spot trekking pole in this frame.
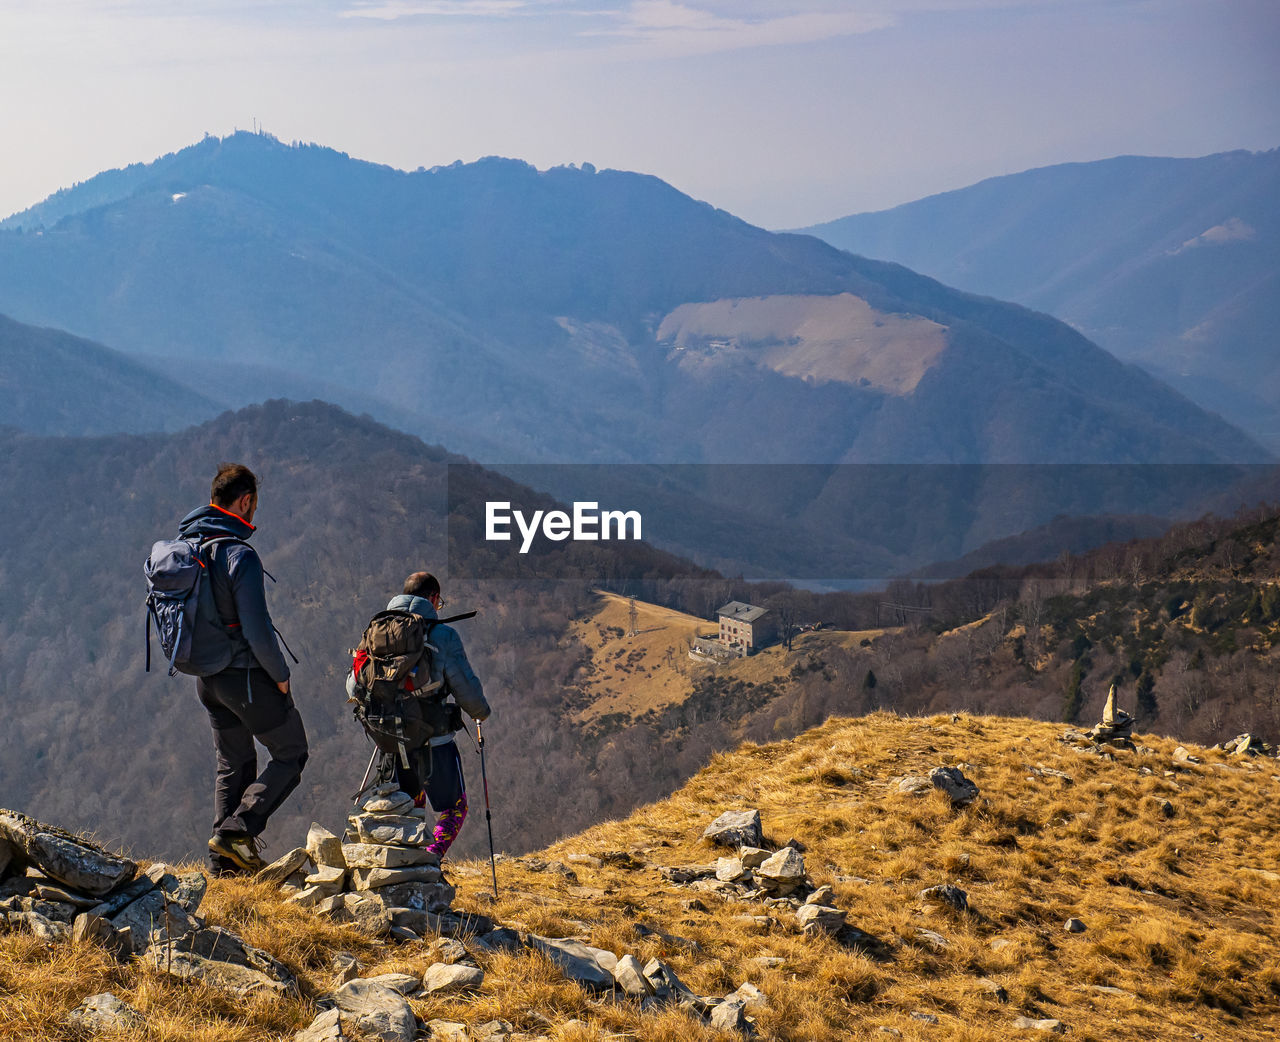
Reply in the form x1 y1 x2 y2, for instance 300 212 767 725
476 720 499 900
351 746 379 803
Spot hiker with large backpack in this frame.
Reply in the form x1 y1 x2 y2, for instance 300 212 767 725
145 462 307 875
347 571 488 859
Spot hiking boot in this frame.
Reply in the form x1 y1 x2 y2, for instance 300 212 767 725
208 832 265 873
209 853 247 878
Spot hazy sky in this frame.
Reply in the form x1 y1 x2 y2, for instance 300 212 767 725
2 0 1277 228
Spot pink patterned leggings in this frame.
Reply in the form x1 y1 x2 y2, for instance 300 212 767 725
428 794 468 858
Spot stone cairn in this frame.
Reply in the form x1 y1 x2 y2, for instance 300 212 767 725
0 806 295 1029
1062 684 1135 753
264 783 456 941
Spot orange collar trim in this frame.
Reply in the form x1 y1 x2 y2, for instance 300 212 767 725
208 501 255 531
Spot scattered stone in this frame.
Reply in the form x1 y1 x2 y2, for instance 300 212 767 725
658 864 717 883
425 1022 469 1042
566 853 603 869
65 992 143 1032
989 938 1014 952
332 951 363 984
898 775 932 795
929 766 979 806
471 1020 514 1042
920 884 968 913
915 928 949 950
292 1008 349 1042
0 810 137 897
710 998 750 1032
600 850 647 870
727 981 767 1010
1087 985 1131 997
366 972 424 996
978 978 1009 1003
146 925 297 997
753 955 785 969
610 953 651 997
426 936 470 964
643 957 695 1003
702 810 763 849
424 962 485 994
1013 1016 1066 1033
528 935 615 991
1064 918 1086 933
1173 746 1202 765
1157 799 1175 818
805 885 835 906
757 847 805 887
911 1011 940 1024
796 904 846 934
333 978 416 1042
716 857 748 882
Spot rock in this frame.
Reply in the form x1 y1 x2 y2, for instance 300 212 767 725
341 842 439 869
358 784 416 816
0 810 137 897
334 978 416 1042
1232 734 1257 756
528 935 615 991
86 876 158 920
658 864 718 883
911 1012 941 1025
10 909 70 942
470 927 521 954
424 962 485 994
305 863 347 895
1064 918 1086 933
351 814 429 847
978 977 1008 1002
702 809 763 849
643 957 695 1002
1087 985 1131 997
293 1008 350 1042
1157 799 1175 818
929 766 979 806
71 912 130 959
316 892 391 938
286 885 329 909
1013 1016 1066 1033
915 928 949 950
898 775 932 795
147 925 297 997
171 871 207 916
31 882 97 910
990 938 1014 952
110 886 199 954
332 951 363 984
425 936 470 964
878 1030 902 1038
258 846 311 886
757 847 806 886
588 946 619 974
65 992 143 1032
796 904 846 934
920 884 968 912
307 823 347 869
365 972 424 996
614 953 652 997
566 853 603 869
425 1022 470 1042
350 865 443 890
1173 746 1202 764
739 846 770 869
805 885 835 906
377 879 455 912
471 1020 515 1041
710 998 750 1032
727 981 767 1009
716 857 748 882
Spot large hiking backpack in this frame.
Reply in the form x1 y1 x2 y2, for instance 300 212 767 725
348 608 476 765
144 536 242 676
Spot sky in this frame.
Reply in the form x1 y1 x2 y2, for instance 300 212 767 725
1 0 1278 229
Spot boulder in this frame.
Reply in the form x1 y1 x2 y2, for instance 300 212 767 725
716 857 748 882
0 810 137 897
293 1008 351 1042
365 972 424 996
642 957 695 1003
342 843 439 869
111 888 200 953
727 982 767 1010
614 953 652 997
146 925 297 997
528 935 615 991
65 992 143 1033
377 879 455 912
333 978 416 1042
701 810 763 849
929 767 979 806
424 962 485 994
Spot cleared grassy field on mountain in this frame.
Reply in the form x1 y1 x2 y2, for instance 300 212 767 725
5 712 1276 1040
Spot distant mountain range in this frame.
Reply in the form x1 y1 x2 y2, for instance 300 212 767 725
0 313 221 435
800 149 1280 452
0 132 1266 466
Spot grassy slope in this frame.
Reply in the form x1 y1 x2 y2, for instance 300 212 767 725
4 712 1278 1041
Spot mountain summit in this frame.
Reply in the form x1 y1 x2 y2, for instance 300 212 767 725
0 132 1265 465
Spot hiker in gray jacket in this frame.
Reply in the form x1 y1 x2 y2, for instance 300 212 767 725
178 463 307 874
347 571 488 857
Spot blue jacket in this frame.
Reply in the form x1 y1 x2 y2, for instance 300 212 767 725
177 504 291 683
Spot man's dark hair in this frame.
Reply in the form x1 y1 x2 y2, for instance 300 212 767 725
211 463 258 507
403 572 440 599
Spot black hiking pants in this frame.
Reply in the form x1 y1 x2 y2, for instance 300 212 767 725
197 667 309 839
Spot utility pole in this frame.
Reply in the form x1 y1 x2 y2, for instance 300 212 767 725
627 597 639 637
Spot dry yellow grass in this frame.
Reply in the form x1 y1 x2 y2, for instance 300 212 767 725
4 713 1279 1040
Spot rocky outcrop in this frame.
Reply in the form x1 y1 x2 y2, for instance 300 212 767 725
0 809 137 896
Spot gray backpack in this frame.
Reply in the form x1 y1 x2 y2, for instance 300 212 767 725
144 536 240 676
